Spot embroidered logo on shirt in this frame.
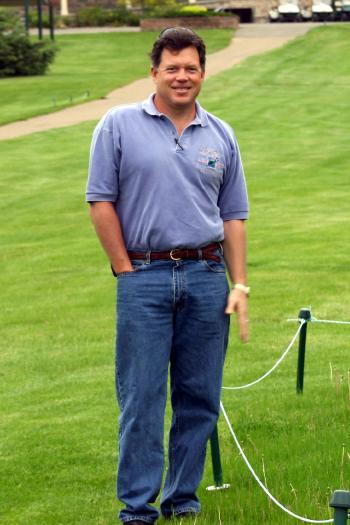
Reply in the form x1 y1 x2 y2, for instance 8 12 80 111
198 147 224 176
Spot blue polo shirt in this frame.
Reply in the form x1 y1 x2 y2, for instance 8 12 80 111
86 94 248 251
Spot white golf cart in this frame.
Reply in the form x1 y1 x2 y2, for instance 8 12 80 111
276 0 301 21
311 0 334 20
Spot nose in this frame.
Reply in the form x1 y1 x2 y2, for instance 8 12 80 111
175 68 189 81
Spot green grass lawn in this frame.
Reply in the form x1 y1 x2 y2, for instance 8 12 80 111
0 29 233 126
1 24 350 525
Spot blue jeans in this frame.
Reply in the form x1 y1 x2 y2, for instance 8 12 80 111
115 252 230 523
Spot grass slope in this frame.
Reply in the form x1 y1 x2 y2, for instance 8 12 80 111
0 29 232 126
0 24 349 525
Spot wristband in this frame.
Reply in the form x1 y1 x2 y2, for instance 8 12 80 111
233 283 250 296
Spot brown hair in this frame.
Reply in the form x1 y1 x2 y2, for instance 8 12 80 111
150 27 206 71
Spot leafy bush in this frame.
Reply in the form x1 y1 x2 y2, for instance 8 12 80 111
72 7 139 27
177 5 208 16
113 7 140 26
0 7 22 31
0 9 57 78
74 6 112 26
27 6 140 29
144 4 209 18
143 5 231 18
56 15 77 28
28 10 52 29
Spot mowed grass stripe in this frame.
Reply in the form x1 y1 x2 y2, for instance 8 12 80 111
0 29 233 126
0 25 349 525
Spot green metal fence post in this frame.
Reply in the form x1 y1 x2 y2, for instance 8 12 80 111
49 2 55 41
296 307 311 394
23 0 30 34
210 424 223 486
206 424 230 491
330 490 350 525
37 0 43 39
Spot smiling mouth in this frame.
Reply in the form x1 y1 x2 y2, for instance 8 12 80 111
172 87 191 93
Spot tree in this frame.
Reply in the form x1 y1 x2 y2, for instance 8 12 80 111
0 8 56 78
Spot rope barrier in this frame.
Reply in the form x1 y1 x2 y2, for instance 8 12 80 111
225 311 350 392
287 316 350 325
310 316 350 325
222 320 306 391
220 401 333 524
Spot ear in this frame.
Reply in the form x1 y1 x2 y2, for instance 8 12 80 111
150 66 158 84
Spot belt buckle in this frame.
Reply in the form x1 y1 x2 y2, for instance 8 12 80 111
170 249 182 261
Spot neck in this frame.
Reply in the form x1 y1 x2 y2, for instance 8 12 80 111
153 95 196 134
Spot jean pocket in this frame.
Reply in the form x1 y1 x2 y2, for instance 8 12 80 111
116 270 134 278
116 261 146 278
202 258 226 274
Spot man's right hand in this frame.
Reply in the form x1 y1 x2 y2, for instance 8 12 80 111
89 202 132 276
113 265 134 276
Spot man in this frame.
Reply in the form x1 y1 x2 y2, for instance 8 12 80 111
86 27 249 525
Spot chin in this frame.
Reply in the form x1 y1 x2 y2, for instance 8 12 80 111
172 95 194 105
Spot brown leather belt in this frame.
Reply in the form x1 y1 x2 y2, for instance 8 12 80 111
128 242 222 262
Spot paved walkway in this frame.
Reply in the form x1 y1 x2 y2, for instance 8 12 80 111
0 23 318 141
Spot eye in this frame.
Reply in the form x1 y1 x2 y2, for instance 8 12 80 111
186 67 200 74
164 67 178 74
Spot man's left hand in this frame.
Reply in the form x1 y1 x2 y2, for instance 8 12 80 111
225 288 249 342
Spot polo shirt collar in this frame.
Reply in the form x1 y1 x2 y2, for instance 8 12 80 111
141 93 208 127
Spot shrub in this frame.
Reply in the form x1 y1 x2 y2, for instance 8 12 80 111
72 7 139 27
143 5 231 18
27 6 140 29
28 10 52 29
0 7 22 31
0 9 57 78
144 4 209 18
178 5 208 16
74 6 111 26
113 7 140 27
57 15 76 28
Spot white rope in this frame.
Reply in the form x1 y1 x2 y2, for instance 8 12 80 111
222 320 305 390
311 317 350 325
287 316 350 325
220 401 333 524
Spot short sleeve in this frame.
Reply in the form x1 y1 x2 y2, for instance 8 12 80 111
218 133 249 221
86 111 120 203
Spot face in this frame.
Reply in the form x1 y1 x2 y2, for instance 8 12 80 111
151 46 205 114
